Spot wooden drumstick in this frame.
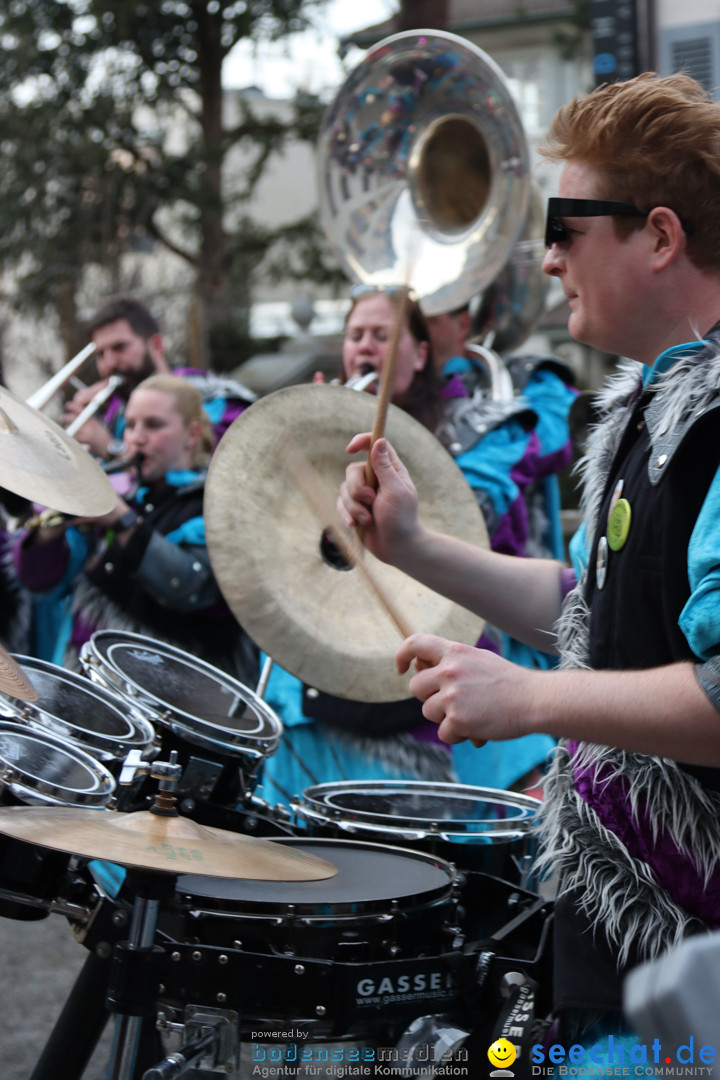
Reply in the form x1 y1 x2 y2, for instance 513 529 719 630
364 285 411 489
278 435 486 749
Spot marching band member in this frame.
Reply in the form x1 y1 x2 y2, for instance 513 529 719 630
339 72 720 1061
15 375 257 683
258 284 572 805
62 296 255 460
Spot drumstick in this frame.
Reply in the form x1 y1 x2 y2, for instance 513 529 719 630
364 286 410 488
278 434 414 639
278 436 486 749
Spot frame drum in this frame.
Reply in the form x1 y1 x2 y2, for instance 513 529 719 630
80 631 283 806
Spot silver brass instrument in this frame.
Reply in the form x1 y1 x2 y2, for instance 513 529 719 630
26 343 97 411
317 29 550 404
317 29 530 318
64 374 123 437
25 342 126 437
473 183 549 357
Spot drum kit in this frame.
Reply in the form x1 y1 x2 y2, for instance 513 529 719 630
0 376 552 1077
0 28 558 1080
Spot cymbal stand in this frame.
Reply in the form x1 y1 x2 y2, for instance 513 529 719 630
104 754 182 1080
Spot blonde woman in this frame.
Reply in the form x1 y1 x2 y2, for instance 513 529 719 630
15 375 257 684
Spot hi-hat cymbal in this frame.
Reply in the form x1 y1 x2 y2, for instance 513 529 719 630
205 384 488 702
0 805 338 880
0 644 38 701
0 386 115 516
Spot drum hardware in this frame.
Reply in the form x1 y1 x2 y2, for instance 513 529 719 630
205 385 488 703
150 1007 239 1079
0 758 336 1080
80 631 283 809
2 657 158 807
0 384 116 516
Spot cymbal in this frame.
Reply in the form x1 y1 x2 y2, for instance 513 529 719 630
0 806 338 880
0 386 116 516
205 384 488 702
0 644 38 701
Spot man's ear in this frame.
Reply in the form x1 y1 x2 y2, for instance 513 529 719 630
147 333 170 373
647 206 686 269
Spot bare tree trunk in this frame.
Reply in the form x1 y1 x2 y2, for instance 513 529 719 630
193 1 228 369
399 0 450 29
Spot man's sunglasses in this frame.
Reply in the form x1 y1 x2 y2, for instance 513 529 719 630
544 197 694 248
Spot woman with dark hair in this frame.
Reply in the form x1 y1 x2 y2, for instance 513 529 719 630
258 286 562 807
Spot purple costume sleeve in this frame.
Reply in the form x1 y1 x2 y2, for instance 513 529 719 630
13 532 70 592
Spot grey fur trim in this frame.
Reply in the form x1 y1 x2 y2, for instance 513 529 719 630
545 344 720 965
536 746 708 966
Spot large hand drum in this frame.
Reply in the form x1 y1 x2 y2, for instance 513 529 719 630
204 384 488 702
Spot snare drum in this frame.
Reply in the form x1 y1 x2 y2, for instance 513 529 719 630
292 780 540 889
1 657 156 805
80 631 283 806
0 720 115 919
158 838 461 1035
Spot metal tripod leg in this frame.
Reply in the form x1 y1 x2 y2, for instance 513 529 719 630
30 949 112 1080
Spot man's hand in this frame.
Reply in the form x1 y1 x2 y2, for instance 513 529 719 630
62 380 113 457
338 436 423 565
396 633 535 746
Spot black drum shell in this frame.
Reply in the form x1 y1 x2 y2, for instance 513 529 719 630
79 631 282 806
161 838 459 963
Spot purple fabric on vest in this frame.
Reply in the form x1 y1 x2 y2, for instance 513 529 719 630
569 739 720 926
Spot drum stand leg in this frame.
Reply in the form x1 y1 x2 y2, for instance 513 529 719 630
105 872 173 1080
29 949 112 1080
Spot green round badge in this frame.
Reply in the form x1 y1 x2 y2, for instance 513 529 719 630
607 497 631 551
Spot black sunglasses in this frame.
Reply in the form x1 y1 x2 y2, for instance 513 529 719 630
545 197 695 248
545 198 647 247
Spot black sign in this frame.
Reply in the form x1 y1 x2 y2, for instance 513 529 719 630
590 0 640 84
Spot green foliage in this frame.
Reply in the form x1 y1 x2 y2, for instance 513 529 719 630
0 0 336 368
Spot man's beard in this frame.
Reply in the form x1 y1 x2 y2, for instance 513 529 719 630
119 348 159 399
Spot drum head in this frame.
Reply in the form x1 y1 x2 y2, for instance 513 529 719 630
8 657 155 761
0 722 115 807
294 780 540 842
83 631 282 759
176 838 454 916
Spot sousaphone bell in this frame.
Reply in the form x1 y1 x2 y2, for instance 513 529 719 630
317 29 531 316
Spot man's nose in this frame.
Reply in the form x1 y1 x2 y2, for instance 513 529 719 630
542 246 563 276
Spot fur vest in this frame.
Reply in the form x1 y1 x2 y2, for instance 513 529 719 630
539 344 720 967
